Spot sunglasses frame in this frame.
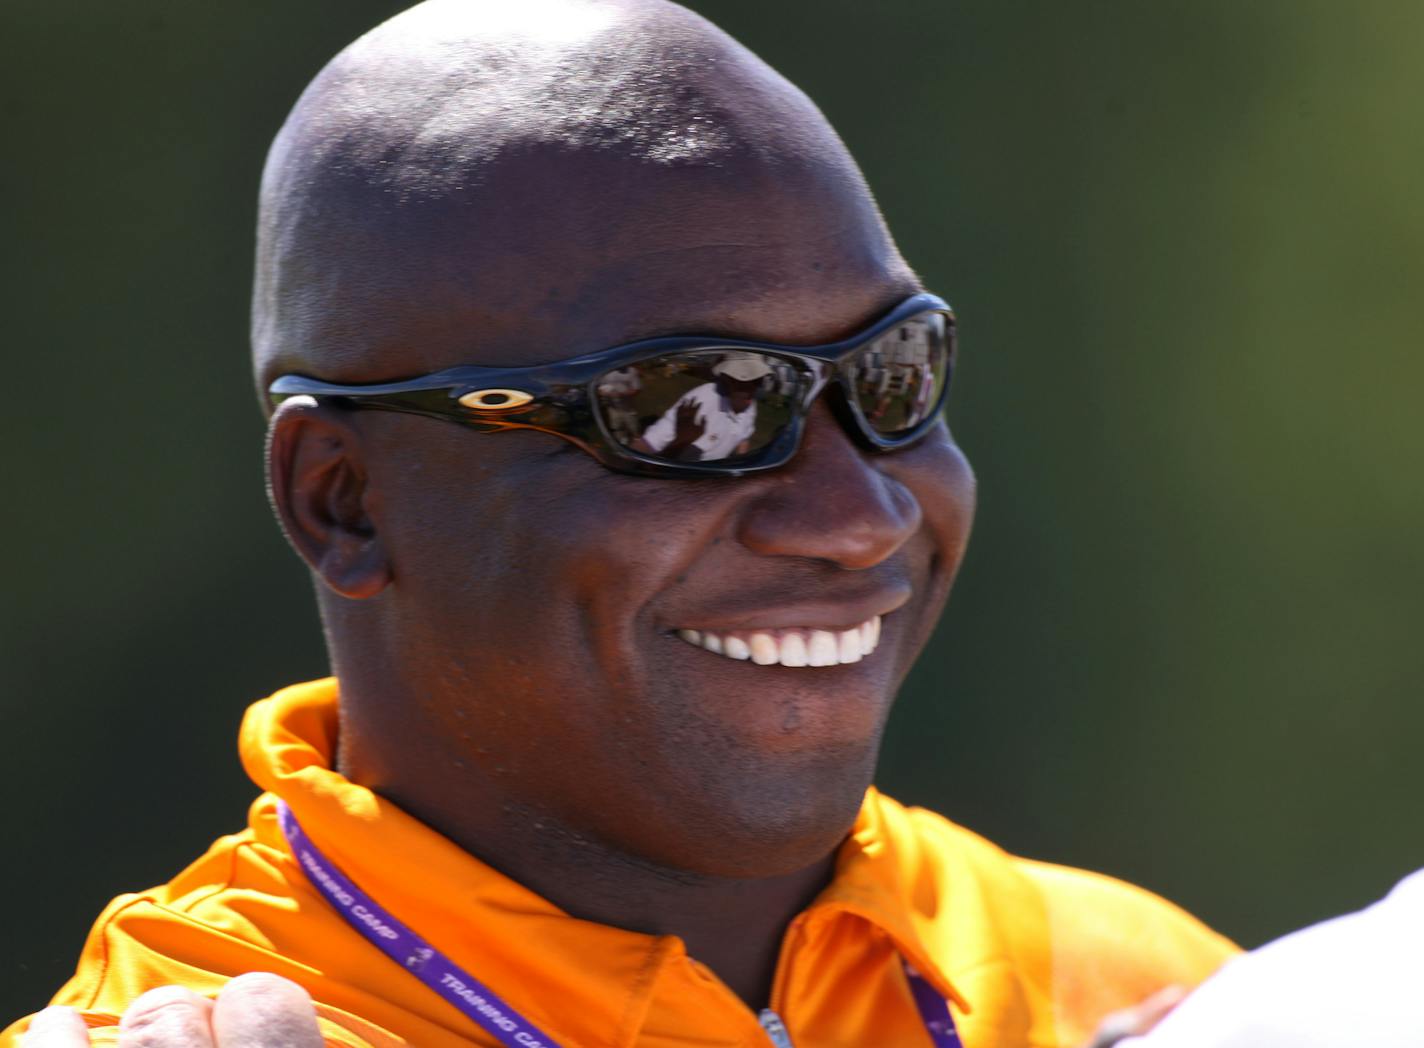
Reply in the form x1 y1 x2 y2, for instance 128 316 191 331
268 292 955 479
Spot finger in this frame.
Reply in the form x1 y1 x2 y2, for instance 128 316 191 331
22 1006 91 1048
211 972 323 1048
1084 985 1189 1048
1132 984 1189 1029
117 986 215 1048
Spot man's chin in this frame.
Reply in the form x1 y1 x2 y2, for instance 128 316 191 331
656 652 902 755
601 737 882 880
573 641 901 876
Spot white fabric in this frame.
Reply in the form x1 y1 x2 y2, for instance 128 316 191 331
1120 869 1424 1047
712 352 772 381
638 382 757 461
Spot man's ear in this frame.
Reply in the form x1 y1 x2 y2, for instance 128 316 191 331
266 397 392 599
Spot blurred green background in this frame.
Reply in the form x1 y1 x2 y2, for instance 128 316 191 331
5 0 1423 1022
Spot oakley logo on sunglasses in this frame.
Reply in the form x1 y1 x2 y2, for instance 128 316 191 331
457 388 536 411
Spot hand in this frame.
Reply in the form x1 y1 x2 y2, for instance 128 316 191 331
23 973 324 1047
1081 984 1188 1048
669 399 706 449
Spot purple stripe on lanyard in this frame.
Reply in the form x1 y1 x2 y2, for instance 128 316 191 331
277 801 563 1048
278 800 961 1048
904 961 963 1047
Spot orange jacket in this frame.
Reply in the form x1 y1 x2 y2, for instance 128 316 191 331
3 679 1236 1047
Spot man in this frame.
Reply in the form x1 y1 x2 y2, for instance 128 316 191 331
595 366 644 445
632 353 771 462
3 1 1236 1045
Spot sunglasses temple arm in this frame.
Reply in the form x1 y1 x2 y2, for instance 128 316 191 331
269 374 467 400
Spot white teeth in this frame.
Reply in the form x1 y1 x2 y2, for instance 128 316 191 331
674 616 882 668
838 628 863 664
779 632 808 667
749 632 779 665
807 630 839 667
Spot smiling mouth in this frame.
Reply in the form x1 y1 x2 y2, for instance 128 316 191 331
675 616 881 667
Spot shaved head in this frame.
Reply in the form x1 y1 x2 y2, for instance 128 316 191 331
252 0 911 396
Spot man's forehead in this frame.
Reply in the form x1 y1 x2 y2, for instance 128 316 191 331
252 0 915 387
285 160 910 372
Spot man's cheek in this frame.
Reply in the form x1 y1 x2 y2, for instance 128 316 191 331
896 440 975 548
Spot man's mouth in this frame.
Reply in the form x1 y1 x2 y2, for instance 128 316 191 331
675 616 881 667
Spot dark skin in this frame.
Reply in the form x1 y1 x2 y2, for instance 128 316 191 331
22 4 1190 1044
251 0 977 1010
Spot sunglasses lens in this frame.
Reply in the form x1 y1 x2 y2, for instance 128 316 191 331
595 350 806 465
844 313 953 438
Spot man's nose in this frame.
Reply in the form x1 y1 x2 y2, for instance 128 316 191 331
734 401 922 569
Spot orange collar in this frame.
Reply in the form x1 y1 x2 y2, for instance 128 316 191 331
239 678 972 1046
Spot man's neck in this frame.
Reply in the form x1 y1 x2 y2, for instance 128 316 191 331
504 828 837 1010
355 768 836 1010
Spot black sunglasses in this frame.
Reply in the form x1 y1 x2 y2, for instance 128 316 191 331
268 292 955 479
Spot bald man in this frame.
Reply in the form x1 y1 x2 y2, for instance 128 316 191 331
5 2 1236 1046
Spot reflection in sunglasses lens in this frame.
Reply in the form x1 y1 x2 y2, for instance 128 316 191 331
595 351 804 464
845 314 951 436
